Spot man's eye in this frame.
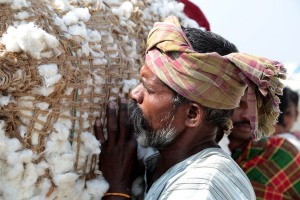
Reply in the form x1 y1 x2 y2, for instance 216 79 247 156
146 88 154 94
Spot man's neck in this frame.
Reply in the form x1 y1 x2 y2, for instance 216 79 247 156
228 138 249 152
154 139 218 179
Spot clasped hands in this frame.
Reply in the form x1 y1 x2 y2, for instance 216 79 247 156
94 98 139 198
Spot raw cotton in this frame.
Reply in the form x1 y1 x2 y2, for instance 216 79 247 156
0 0 201 199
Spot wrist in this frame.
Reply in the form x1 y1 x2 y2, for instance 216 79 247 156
107 184 131 195
102 192 131 200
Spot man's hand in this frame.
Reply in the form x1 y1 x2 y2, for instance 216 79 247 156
94 98 138 195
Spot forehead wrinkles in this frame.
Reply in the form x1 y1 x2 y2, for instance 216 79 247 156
141 64 170 91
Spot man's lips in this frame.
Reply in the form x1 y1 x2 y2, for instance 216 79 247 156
233 121 251 133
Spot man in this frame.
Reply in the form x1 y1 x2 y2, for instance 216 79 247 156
227 90 300 199
95 16 285 199
274 87 300 150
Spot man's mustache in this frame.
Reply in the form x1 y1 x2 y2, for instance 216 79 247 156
128 100 150 131
233 120 250 127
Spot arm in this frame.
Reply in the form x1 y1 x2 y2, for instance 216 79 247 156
95 98 138 199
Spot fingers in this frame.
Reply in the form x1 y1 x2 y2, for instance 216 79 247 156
118 97 129 142
107 101 118 146
94 118 105 144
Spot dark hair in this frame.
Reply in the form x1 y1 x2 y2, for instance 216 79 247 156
183 27 238 55
278 87 299 126
172 27 238 141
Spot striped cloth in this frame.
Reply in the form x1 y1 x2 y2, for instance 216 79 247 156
144 148 256 200
145 16 286 140
232 137 300 200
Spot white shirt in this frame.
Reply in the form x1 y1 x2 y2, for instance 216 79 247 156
144 148 255 200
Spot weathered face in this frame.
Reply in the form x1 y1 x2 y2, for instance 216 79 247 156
230 92 252 142
129 64 184 149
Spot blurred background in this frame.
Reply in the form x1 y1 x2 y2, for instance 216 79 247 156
190 0 300 92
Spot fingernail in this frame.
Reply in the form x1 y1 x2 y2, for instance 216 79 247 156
121 97 127 103
96 118 101 126
109 101 116 108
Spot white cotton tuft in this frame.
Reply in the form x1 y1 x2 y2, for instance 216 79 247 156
65 87 74 95
85 77 93 86
32 86 55 96
31 131 40 145
43 74 62 87
35 102 49 110
54 16 68 31
0 119 6 131
0 141 7 157
68 23 88 40
7 152 20 165
71 7 91 22
34 114 47 129
86 176 109 198
52 0 71 12
38 64 58 78
53 173 79 188
111 87 119 94
80 131 100 155
6 137 23 152
80 42 90 56
0 0 13 4
19 125 27 138
22 162 38 188
2 26 21 52
11 0 30 10
6 163 24 180
35 160 49 176
48 153 75 174
63 11 79 26
80 190 92 199
59 113 72 129
112 1 133 20
45 139 72 155
53 122 70 141
20 184 35 199
88 30 101 42
18 149 34 163
14 11 32 19
0 94 12 106
93 58 107 65
2 22 59 59
36 178 52 196
120 1 134 19
122 78 138 93
66 178 85 199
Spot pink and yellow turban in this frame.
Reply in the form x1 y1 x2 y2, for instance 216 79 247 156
145 16 286 140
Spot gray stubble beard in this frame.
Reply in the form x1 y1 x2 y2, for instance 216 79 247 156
128 100 177 149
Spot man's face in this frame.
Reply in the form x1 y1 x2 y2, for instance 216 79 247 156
129 64 183 149
229 92 252 142
282 101 298 132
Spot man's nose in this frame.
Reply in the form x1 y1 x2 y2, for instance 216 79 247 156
129 83 143 104
241 105 251 121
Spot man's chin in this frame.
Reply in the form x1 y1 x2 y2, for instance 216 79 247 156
230 126 252 140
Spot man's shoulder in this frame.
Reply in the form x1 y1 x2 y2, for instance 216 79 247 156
253 136 299 156
185 148 247 179
162 148 255 200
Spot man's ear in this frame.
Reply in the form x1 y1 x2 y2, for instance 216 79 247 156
185 102 205 127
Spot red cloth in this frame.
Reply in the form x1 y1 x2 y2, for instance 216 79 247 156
177 0 210 31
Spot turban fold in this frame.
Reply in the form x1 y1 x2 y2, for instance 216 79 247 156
145 16 286 140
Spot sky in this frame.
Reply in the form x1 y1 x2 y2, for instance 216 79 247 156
190 0 300 90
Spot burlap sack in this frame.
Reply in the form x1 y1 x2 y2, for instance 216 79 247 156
0 0 199 199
